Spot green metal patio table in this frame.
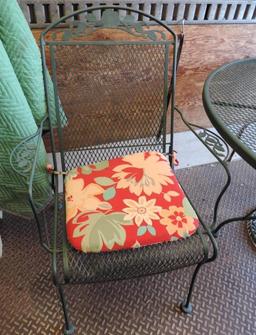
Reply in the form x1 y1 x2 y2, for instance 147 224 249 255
203 58 256 247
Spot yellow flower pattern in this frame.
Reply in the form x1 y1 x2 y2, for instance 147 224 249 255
65 178 111 222
112 152 173 196
123 196 161 226
160 206 196 237
65 151 199 253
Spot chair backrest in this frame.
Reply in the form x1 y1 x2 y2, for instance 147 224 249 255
41 6 177 171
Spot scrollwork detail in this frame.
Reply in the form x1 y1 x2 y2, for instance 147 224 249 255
10 139 38 177
198 129 227 159
52 9 167 42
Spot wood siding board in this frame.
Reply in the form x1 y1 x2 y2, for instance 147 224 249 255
246 4 256 20
76 1 87 20
143 2 151 21
131 3 139 20
217 4 227 21
207 3 217 21
166 3 174 22
177 4 186 21
90 2 101 20
198 4 207 20
155 3 163 20
18 1 30 22
18 1 256 26
33 3 44 25
187 4 196 21
237 3 247 20
49 2 59 23
119 7 127 20
64 2 73 23
228 3 238 20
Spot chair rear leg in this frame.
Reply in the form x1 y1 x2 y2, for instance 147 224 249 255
57 285 75 335
180 262 204 314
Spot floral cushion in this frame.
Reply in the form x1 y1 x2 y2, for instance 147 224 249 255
65 151 199 253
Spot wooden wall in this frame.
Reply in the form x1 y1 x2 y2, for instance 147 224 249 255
32 24 256 132
175 24 256 131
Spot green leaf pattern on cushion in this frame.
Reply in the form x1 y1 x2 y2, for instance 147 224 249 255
94 177 115 186
147 225 156 236
81 166 92 175
103 187 116 201
93 160 109 171
137 226 147 236
182 198 198 219
81 160 109 176
73 212 132 252
137 225 156 236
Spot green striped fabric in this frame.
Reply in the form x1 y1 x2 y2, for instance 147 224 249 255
0 0 57 127
0 40 51 217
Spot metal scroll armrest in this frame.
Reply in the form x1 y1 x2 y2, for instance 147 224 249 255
10 116 48 179
10 116 54 252
174 107 232 231
175 107 256 234
29 117 50 201
175 107 230 161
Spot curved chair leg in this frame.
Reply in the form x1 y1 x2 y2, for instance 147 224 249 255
180 262 204 314
57 285 75 335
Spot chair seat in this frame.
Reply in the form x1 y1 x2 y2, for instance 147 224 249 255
65 151 199 253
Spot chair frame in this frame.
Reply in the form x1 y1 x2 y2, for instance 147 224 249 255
12 5 234 334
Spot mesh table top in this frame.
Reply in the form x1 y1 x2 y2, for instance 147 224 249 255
203 58 256 249
203 58 256 169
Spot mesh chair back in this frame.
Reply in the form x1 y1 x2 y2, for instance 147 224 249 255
41 6 177 170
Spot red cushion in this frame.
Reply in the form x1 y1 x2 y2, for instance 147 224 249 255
65 151 199 253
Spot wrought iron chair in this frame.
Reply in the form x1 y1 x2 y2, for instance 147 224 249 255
26 6 230 334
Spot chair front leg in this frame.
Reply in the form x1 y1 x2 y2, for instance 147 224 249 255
180 262 204 314
57 285 75 335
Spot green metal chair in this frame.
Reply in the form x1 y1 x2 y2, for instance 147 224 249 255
26 6 231 334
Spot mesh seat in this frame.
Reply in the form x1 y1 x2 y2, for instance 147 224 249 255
65 232 207 284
